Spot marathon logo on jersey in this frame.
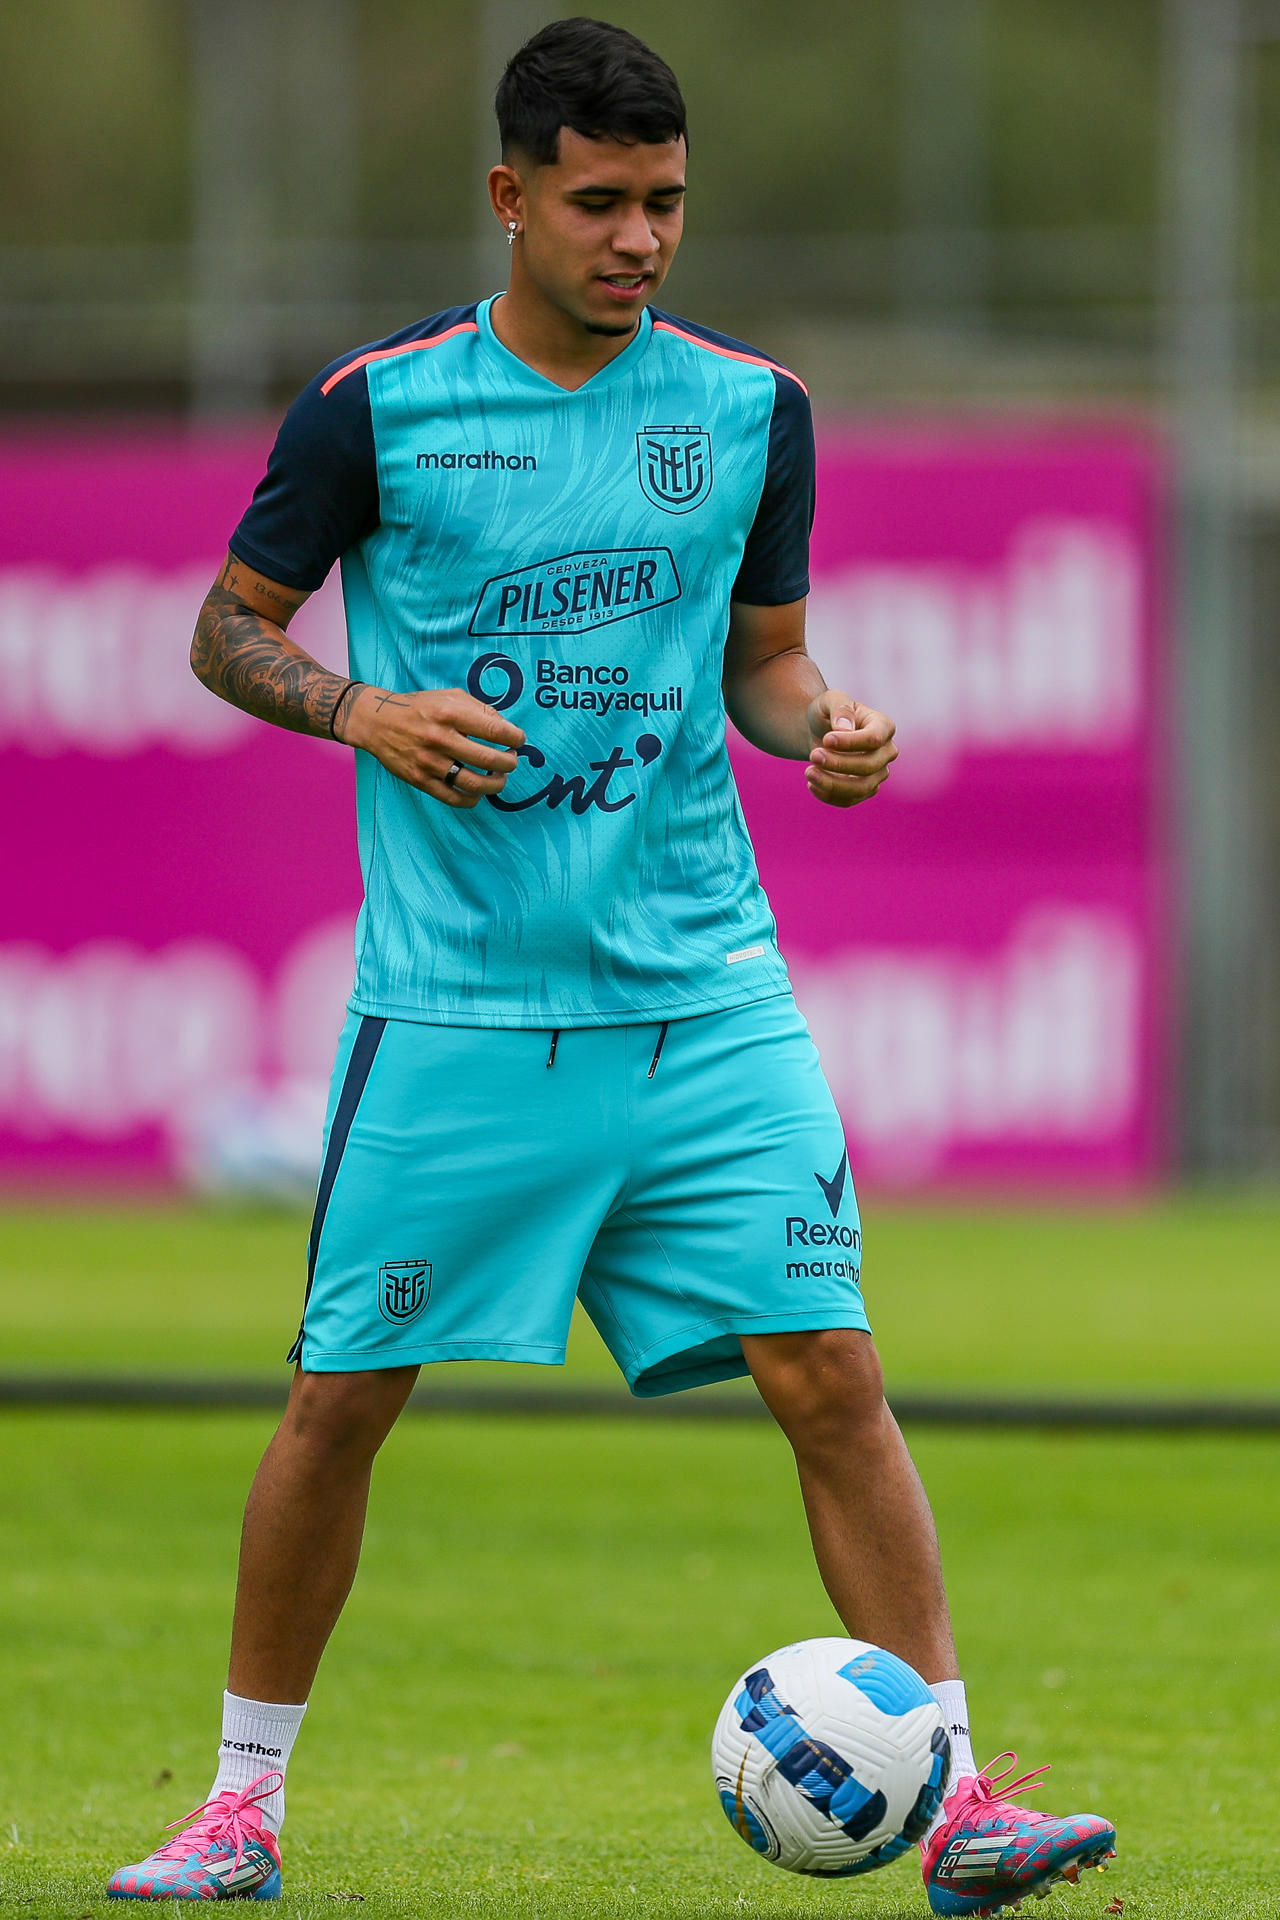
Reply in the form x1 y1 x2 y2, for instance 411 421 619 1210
378 1259 431 1325
636 425 713 513
469 548 681 637
417 447 537 472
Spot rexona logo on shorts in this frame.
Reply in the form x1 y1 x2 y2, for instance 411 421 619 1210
469 548 681 637
783 1214 861 1284
782 1148 861 1282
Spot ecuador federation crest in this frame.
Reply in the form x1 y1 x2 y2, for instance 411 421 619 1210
637 425 713 514
378 1258 431 1325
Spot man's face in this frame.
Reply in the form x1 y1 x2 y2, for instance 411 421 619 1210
512 128 686 335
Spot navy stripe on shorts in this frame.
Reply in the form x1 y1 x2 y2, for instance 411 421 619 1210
287 1014 387 1365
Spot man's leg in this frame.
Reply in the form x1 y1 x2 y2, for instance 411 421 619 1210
739 1327 956 1681
228 1363 420 1701
106 1366 417 1902
740 1326 1116 1916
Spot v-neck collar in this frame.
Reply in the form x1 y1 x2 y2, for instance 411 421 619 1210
478 294 653 397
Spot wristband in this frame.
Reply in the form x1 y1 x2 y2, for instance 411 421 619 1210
329 679 366 741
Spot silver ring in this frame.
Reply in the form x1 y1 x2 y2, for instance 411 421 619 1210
444 760 464 788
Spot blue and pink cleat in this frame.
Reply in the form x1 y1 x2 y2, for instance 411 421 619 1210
106 1773 283 1901
922 1753 1116 1916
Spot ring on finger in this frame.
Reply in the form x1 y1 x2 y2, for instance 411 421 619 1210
444 760 464 788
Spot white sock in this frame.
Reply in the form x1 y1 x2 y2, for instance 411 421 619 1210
923 1679 978 1844
930 1678 977 1784
208 1691 307 1835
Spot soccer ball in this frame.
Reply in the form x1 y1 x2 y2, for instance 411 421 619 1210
711 1636 950 1878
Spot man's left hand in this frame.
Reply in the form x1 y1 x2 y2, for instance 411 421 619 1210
804 691 897 807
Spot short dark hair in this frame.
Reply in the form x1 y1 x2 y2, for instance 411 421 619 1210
495 17 687 167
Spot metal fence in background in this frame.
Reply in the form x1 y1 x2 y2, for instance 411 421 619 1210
0 223 1177 405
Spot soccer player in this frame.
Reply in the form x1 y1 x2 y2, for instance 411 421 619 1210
107 18 1115 1914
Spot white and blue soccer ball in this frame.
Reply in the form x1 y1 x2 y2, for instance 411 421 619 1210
712 1637 950 1877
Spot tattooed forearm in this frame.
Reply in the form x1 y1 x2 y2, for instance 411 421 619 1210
191 585 353 739
215 554 298 614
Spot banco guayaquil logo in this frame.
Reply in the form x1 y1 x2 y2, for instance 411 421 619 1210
636 425 713 513
379 1259 431 1325
467 652 525 710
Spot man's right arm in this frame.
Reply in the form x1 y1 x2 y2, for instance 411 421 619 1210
191 550 525 808
191 551 355 736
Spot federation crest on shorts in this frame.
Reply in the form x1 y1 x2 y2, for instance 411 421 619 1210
378 1258 432 1324
636 425 713 513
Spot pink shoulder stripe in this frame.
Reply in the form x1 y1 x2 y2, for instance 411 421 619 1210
320 322 479 396
651 320 809 396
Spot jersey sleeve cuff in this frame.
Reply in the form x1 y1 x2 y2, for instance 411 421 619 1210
730 572 810 608
226 533 327 595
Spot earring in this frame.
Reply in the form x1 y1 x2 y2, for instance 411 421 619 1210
506 220 519 245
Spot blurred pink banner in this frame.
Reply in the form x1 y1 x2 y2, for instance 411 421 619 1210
747 426 1170 1190
0 426 1169 1194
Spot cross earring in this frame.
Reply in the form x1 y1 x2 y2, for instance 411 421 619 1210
507 220 519 245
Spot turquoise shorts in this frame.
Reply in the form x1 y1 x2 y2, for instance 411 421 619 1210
293 993 868 1397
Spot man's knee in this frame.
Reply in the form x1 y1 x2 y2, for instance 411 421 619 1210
743 1328 888 1457
283 1365 418 1460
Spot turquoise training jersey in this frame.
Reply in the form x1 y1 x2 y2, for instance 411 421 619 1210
230 296 815 1027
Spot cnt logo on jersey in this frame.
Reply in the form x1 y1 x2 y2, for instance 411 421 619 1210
491 732 664 815
636 425 713 513
465 653 669 816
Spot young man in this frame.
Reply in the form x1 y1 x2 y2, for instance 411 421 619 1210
107 18 1115 1915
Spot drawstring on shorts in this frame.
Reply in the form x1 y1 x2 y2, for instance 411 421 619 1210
546 1022 667 1075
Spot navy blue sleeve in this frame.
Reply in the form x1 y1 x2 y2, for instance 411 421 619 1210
731 371 815 606
228 361 378 593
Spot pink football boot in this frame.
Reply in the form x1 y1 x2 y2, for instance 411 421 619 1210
107 1773 283 1901
922 1753 1116 1916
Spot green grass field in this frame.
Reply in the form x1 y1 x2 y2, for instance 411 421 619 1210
2 1201 1279 1917
4 1194 1280 1396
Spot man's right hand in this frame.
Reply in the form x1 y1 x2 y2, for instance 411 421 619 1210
189 555 523 806
341 686 526 809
